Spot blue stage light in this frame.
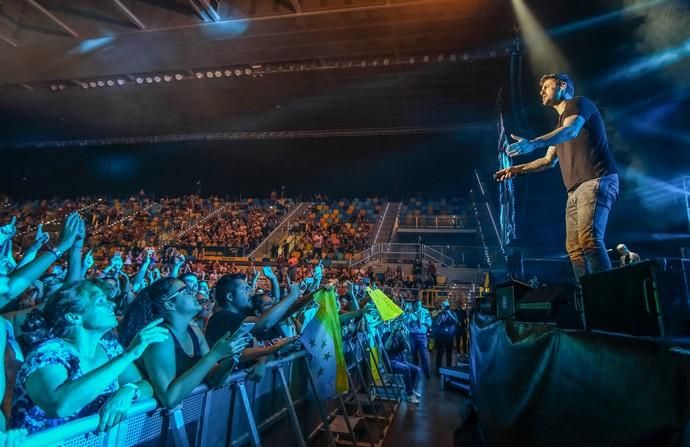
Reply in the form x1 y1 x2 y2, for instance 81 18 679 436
68 36 115 55
550 0 668 36
598 38 690 86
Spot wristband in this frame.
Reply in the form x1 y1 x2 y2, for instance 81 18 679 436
46 246 63 259
121 382 141 401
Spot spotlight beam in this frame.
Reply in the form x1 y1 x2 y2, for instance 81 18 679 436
597 38 690 87
25 0 78 38
549 0 668 37
511 0 570 74
112 0 146 30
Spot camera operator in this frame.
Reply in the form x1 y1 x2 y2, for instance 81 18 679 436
432 301 457 374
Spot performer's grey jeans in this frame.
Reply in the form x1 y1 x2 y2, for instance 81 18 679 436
565 174 619 279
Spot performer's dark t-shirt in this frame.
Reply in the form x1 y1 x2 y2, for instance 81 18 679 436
556 96 617 191
205 310 246 347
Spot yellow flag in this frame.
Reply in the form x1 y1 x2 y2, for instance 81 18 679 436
366 287 403 321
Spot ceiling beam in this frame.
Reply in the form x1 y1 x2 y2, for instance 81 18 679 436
125 0 469 35
25 0 78 38
112 0 146 30
0 31 18 47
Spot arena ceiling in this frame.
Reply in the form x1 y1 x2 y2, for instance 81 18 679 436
0 0 520 144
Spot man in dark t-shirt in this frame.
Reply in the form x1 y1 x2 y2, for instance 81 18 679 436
495 73 619 279
206 273 253 346
206 273 301 381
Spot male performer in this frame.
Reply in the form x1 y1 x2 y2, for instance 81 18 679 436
495 73 618 279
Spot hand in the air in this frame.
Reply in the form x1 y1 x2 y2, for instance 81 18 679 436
34 224 50 247
210 331 250 361
125 318 169 360
83 249 95 270
57 213 82 252
0 217 17 245
506 134 536 157
494 167 520 182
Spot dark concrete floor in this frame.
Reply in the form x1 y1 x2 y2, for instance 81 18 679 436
383 356 476 447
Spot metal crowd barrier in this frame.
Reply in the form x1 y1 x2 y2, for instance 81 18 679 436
22 334 402 447
24 351 324 447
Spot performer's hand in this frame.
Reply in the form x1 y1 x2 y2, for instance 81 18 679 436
507 134 536 157
494 167 519 182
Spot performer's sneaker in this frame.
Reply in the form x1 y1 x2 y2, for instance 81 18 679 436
407 395 420 404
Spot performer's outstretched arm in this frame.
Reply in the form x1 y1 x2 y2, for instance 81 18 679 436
507 115 585 157
495 147 558 182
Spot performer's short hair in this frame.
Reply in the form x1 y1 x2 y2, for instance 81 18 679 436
540 72 575 97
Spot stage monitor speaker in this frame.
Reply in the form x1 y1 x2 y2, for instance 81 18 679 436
516 284 583 329
477 296 497 316
580 260 690 339
494 279 531 319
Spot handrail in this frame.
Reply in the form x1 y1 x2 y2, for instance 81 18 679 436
422 245 455 267
373 202 391 244
247 201 306 259
397 214 472 230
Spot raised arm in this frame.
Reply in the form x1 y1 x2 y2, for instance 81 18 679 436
16 224 50 269
64 218 86 284
251 283 301 333
280 286 320 323
0 213 81 307
168 253 184 278
263 266 281 302
131 249 153 292
81 249 94 279
506 115 585 157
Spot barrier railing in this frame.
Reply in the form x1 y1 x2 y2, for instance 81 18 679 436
24 351 319 447
396 215 473 230
23 334 403 447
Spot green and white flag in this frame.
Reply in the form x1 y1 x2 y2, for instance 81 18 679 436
300 289 348 399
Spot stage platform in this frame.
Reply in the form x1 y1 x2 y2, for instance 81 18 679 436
469 314 690 447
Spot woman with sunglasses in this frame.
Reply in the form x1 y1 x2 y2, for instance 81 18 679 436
119 278 248 409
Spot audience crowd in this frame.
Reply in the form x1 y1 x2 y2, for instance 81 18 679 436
0 193 471 446
278 196 382 262
177 198 292 253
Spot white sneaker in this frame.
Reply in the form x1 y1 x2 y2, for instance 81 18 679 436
407 395 420 404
